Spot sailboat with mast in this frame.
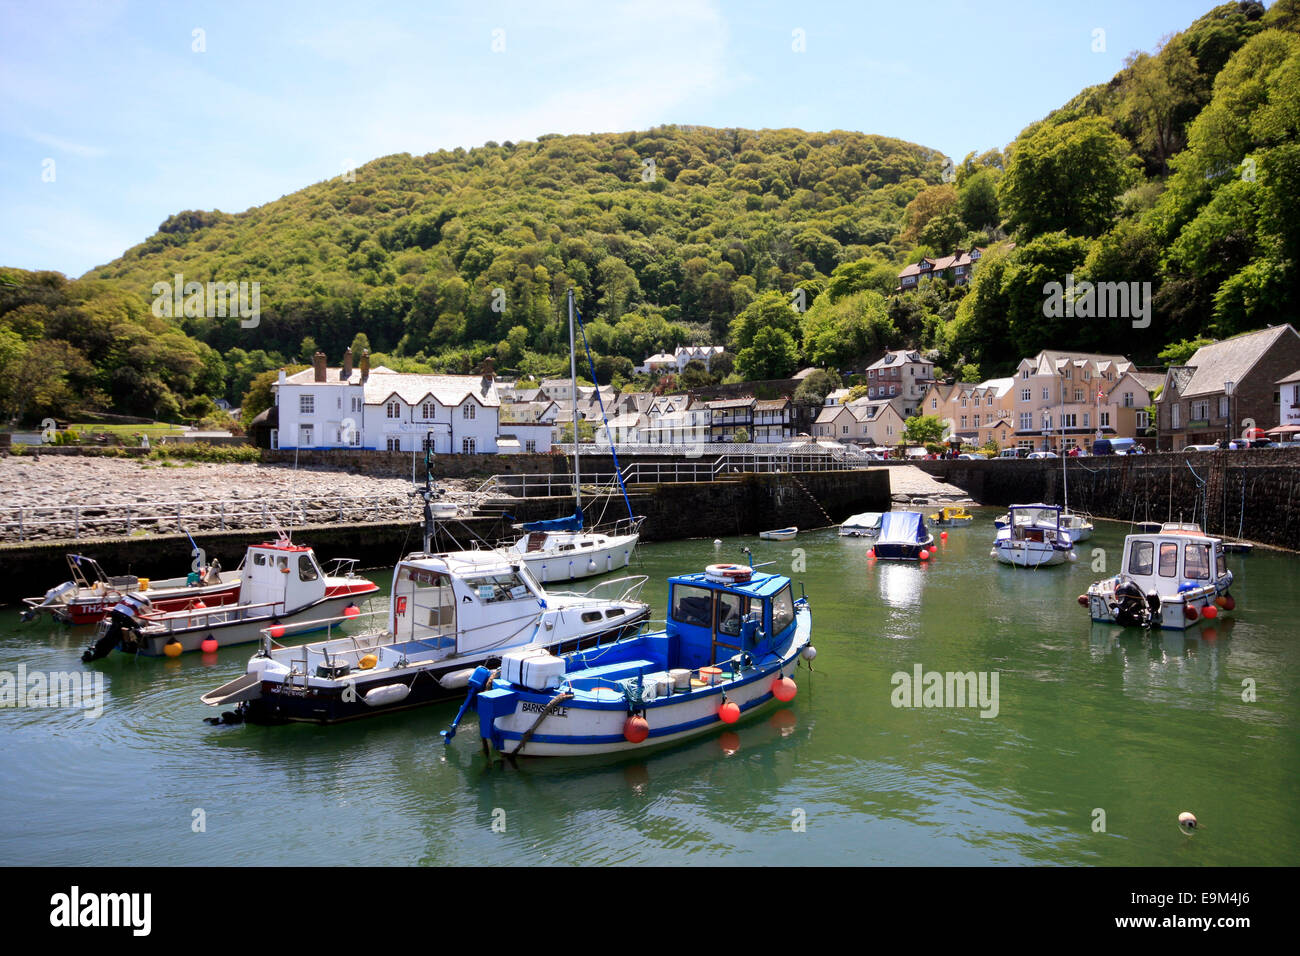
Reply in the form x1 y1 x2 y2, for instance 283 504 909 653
507 289 643 583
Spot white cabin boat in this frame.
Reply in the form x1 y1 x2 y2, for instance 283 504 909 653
1084 532 1234 630
203 549 650 724
85 538 378 658
993 504 1077 568
511 515 641 584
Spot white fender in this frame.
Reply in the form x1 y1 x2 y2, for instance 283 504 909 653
438 667 479 689
363 684 411 707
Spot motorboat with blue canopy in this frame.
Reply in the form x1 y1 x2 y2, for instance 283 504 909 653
872 511 935 560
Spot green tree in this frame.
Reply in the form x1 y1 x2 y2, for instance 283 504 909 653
903 414 947 445
1158 336 1215 366
736 326 799 381
999 117 1137 239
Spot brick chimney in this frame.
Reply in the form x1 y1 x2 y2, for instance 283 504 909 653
360 349 370 383
313 351 327 383
479 357 496 396
342 347 353 380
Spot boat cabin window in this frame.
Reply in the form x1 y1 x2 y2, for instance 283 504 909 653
395 566 456 638
253 553 267 567
1183 542 1210 580
716 591 750 637
298 555 319 582
465 572 532 604
1128 541 1154 576
771 585 795 635
605 608 623 618
581 611 603 623
1158 542 1179 577
1216 549 1227 577
276 555 288 571
672 584 713 628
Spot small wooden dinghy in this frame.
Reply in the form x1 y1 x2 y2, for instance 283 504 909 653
759 527 798 541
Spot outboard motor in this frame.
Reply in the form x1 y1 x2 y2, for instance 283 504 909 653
1112 579 1154 629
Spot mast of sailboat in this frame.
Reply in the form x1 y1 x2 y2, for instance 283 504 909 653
569 288 581 517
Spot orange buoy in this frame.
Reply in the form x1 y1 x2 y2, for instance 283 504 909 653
719 699 740 724
772 676 797 702
919 549 930 560
269 625 285 639
940 531 948 540
1184 604 1198 621
623 715 649 743
163 640 183 658
343 604 360 618
200 637 218 653
867 549 875 558
193 600 206 609
1201 604 1218 620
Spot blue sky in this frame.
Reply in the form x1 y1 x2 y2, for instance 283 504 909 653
1 0 1222 277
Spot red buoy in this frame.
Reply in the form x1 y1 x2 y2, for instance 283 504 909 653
1077 594 1089 606
772 676 797 702
940 531 948 540
343 604 360 618
200 637 218 653
193 600 206 610
1201 604 1218 620
269 625 285 639
919 549 930 561
719 700 740 724
623 715 649 743
867 549 875 559
1219 594 1236 611
1184 604 1198 621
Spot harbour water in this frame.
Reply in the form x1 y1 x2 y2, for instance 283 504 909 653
1 512 1296 866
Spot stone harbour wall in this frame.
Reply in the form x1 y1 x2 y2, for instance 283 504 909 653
917 447 1300 550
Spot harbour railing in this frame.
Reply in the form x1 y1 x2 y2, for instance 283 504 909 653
477 451 872 499
0 493 422 543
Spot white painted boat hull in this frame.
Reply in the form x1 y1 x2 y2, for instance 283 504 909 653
520 533 639 584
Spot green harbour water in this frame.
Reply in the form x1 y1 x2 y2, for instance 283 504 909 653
1 511 1297 866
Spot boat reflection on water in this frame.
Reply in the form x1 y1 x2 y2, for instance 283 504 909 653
1086 618 1238 703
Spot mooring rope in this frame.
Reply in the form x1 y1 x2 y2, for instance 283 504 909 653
513 690 575 757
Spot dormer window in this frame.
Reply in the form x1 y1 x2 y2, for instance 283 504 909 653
386 401 400 419
463 403 476 420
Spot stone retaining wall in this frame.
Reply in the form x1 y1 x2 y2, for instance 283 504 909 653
917 448 1300 550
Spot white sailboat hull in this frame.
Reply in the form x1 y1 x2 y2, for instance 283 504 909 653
519 533 640 583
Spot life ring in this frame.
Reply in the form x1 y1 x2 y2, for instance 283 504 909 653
705 564 752 584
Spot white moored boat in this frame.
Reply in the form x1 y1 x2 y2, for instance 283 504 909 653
505 289 643 583
839 513 882 537
992 504 1077 568
82 537 377 659
1083 532 1235 630
450 559 813 758
759 527 798 541
202 550 649 724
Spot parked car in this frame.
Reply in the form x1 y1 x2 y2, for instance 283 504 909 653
956 453 984 460
1027 451 1058 459
1094 437 1144 455
1181 444 1221 452
996 448 1030 459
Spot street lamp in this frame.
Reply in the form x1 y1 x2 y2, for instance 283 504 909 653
1224 380 1235 448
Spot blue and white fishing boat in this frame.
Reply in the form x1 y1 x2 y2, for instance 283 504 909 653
446 559 814 757
871 511 935 561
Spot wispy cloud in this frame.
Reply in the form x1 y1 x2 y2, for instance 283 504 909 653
20 130 107 158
